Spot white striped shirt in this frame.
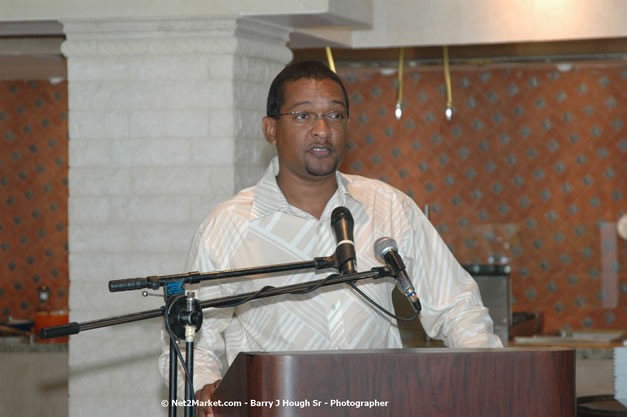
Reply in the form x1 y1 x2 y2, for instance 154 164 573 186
159 157 502 394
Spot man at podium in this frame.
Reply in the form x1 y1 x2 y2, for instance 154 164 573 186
159 61 502 417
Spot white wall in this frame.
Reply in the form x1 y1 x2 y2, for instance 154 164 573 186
63 17 291 417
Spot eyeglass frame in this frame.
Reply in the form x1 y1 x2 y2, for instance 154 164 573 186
273 110 348 125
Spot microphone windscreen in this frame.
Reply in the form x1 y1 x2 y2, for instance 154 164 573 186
331 206 353 225
374 236 398 260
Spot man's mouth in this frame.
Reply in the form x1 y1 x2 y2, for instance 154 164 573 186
308 144 332 157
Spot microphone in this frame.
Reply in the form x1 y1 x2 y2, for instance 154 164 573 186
331 206 356 274
374 237 422 314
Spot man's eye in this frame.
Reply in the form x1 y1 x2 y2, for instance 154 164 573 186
294 112 311 120
327 112 345 120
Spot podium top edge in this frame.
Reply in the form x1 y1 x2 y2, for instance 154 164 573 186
240 347 575 357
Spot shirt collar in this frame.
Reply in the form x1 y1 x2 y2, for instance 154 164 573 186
250 157 366 220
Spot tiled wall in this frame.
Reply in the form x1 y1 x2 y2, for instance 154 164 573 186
0 80 69 320
338 62 626 332
1 63 625 335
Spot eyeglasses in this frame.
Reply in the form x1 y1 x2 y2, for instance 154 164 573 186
276 110 347 125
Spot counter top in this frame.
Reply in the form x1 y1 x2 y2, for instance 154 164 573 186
511 337 622 359
0 339 68 353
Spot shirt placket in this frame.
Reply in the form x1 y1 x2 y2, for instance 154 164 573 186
315 217 347 349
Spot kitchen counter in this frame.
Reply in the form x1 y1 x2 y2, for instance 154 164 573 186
0 339 68 352
511 338 621 360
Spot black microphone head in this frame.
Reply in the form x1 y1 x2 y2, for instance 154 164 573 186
374 236 398 261
331 206 356 273
331 206 353 226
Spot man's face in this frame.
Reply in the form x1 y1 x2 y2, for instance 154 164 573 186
263 78 348 183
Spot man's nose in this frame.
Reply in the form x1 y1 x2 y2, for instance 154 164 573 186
311 116 331 136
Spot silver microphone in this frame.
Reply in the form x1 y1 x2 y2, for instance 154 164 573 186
375 237 421 313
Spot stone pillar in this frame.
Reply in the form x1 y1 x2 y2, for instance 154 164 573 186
61 17 291 416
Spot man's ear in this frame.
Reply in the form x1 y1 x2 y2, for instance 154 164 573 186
262 117 277 145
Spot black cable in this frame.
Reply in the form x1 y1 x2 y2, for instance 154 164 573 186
216 285 277 308
213 272 418 322
216 274 341 309
164 294 196 416
348 282 419 321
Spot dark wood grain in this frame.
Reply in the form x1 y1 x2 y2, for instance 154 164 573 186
213 348 575 417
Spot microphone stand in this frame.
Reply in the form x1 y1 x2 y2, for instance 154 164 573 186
40 259 394 416
107 256 337 293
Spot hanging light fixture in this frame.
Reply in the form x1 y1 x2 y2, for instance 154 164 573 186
395 47 405 120
325 46 336 73
443 46 454 121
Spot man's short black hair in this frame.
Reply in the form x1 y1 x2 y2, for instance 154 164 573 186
266 60 349 119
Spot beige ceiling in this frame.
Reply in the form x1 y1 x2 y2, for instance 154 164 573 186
2 0 627 80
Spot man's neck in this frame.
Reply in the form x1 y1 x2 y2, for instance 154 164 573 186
276 172 338 220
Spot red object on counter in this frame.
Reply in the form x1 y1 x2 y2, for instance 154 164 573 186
34 311 69 343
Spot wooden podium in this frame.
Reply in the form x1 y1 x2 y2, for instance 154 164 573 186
212 347 575 417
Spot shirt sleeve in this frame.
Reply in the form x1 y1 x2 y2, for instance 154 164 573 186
158 220 236 399
400 198 503 348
